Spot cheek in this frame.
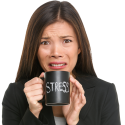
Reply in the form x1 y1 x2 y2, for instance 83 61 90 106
37 48 50 62
66 46 79 65
66 45 79 57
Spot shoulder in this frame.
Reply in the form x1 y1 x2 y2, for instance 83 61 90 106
91 77 117 95
76 74 117 95
2 79 30 115
92 76 113 89
4 79 29 94
2 79 29 106
90 77 118 103
77 74 119 106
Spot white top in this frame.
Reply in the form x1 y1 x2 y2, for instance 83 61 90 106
54 116 66 125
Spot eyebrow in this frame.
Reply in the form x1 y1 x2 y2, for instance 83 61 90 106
41 35 73 39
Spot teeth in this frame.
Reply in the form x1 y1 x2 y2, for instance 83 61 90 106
51 63 65 67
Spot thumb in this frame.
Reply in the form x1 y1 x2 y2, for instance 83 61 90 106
39 72 45 78
39 72 45 93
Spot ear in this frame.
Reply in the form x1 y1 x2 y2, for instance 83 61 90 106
78 48 81 55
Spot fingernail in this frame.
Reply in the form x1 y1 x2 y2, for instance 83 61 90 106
70 77 73 80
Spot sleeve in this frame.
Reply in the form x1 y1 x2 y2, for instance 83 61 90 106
2 83 48 125
100 83 121 125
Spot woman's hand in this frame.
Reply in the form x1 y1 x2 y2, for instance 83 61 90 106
23 72 45 118
62 75 86 125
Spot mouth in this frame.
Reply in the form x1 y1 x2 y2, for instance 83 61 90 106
48 62 67 69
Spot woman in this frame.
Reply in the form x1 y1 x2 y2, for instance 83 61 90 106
2 1 121 125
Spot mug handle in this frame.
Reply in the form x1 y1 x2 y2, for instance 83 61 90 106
38 77 45 103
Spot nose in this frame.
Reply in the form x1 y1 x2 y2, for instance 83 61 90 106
50 43 64 59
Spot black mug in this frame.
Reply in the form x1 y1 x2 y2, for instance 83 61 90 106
39 71 70 106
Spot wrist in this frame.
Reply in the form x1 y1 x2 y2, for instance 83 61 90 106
29 109 41 118
68 118 79 125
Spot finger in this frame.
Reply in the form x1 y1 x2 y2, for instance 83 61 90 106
80 94 86 106
78 92 82 100
24 83 43 93
70 76 85 95
27 90 43 98
78 92 80 101
74 87 79 101
74 86 77 100
72 84 77 93
29 95 43 104
75 87 79 97
71 85 75 102
25 77 43 87
39 72 45 90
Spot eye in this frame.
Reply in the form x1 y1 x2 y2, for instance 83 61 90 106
41 39 72 45
65 39 72 42
41 41 47 44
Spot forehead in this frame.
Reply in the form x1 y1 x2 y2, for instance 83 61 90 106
42 20 76 37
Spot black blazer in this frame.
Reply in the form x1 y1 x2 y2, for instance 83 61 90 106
2 74 121 125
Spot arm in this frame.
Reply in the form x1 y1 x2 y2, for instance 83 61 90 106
101 83 121 125
2 83 48 125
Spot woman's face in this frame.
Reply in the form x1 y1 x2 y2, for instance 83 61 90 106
37 20 81 74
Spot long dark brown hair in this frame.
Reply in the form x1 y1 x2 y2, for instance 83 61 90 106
15 1 97 82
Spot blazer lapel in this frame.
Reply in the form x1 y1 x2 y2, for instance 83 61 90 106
76 75 96 120
39 75 96 124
